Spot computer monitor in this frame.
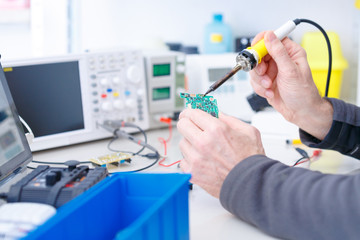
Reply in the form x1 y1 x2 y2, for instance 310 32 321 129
0 62 32 184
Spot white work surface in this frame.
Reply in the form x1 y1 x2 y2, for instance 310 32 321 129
31 123 360 239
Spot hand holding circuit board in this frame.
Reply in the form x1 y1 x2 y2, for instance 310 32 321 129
180 93 219 118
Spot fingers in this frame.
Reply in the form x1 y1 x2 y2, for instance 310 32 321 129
264 31 295 71
219 113 261 138
249 71 274 99
177 115 203 144
218 112 249 131
179 108 219 132
251 31 266 46
180 159 191 174
178 138 196 173
254 60 268 76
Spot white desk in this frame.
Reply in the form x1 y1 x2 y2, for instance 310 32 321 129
30 126 360 239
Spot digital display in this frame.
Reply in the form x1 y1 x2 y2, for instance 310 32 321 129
4 61 85 137
208 68 234 82
153 64 171 77
152 87 170 100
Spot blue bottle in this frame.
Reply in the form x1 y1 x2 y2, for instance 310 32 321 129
203 14 232 54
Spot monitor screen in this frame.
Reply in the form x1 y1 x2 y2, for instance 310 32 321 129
0 62 32 181
4 61 85 137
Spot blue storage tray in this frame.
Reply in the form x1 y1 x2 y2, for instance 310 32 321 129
23 173 191 240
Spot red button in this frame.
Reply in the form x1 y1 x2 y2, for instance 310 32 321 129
101 94 107 98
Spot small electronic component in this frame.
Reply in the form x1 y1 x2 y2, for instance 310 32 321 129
89 152 133 166
180 93 219 118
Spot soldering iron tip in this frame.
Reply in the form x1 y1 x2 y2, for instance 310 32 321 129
203 89 211 97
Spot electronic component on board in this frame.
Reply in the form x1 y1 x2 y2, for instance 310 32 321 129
180 93 219 118
90 152 132 166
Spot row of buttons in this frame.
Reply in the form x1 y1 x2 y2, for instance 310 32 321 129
92 98 144 121
88 55 140 75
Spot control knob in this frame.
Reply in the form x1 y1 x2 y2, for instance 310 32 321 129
101 102 113 112
113 100 125 110
126 65 141 84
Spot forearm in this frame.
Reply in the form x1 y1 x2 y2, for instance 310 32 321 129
220 155 360 239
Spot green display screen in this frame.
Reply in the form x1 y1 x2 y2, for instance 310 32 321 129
153 64 171 77
152 87 170 100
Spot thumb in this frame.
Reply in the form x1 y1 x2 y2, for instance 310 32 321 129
264 31 294 70
219 112 249 131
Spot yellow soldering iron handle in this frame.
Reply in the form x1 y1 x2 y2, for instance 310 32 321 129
249 39 267 63
247 20 297 64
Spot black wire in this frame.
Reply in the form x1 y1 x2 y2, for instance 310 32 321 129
31 123 156 172
117 152 160 173
107 125 148 155
31 160 92 165
294 18 332 97
292 157 307 167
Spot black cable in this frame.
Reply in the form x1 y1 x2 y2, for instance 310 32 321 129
292 156 307 167
107 126 148 155
293 18 332 97
31 160 92 165
119 152 160 173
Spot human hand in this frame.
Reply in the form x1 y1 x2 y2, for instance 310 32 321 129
249 31 333 140
177 109 265 198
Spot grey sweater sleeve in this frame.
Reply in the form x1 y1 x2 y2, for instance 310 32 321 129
300 98 360 159
219 98 360 239
220 156 360 239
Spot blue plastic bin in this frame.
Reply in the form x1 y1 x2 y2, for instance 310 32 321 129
23 173 191 240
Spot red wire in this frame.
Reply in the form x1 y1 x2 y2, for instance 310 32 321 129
294 150 322 166
158 118 180 167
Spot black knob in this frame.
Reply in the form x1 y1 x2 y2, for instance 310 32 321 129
46 173 58 186
64 160 80 171
54 170 62 181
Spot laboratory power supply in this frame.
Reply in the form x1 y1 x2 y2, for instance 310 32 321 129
143 51 186 128
2 50 186 151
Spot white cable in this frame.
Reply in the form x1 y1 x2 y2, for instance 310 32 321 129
18 115 34 145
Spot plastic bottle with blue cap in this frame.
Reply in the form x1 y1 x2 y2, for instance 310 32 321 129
203 13 232 54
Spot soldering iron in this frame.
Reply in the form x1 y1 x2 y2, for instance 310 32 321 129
204 18 332 97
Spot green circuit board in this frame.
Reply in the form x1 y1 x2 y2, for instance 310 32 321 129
180 93 219 118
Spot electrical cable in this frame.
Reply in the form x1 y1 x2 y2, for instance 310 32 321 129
293 18 332 97
124 152 160 172
31 160 92 165
292 149 322 167
292 157 307 167
99 120 161 172
106 123 148 155
157 118 180 167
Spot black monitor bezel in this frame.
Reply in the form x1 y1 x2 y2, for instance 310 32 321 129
0 61 32 181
